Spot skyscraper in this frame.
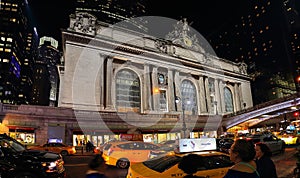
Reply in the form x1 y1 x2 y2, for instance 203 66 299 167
31 37 61 106
0 0 35 104
207 0 300 104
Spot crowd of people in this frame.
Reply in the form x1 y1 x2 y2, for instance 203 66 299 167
224 139 277 178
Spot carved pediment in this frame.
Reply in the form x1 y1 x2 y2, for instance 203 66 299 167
69 12 97 36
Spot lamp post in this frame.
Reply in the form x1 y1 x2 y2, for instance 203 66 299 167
214 101 218 115
175 96 189 138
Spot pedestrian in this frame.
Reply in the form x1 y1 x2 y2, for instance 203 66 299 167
223 139 259 178
75 137 78 146
255 142 277 178
86 140 93 152
86 154 107 178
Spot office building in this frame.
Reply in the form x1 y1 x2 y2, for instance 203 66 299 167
31 37 61 106
207 0 300 104
0 0 35 104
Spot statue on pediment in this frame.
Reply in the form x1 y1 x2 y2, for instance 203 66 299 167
238 62 248 74
165 18 205 53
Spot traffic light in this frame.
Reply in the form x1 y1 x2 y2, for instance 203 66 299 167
294 111 299 117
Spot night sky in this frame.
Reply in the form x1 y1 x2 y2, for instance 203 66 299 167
27 0 248 49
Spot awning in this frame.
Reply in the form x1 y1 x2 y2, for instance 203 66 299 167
7 125 37 131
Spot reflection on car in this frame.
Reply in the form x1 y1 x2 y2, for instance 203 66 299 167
28 142 76 156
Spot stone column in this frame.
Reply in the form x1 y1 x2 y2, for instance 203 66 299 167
99 54 105 109
105 57 113 109
168 69 175 112
198 76 207 113
214 78 221 114
234 83 241 111
151 66 159 111
144 64 152 111
174 71 182 111
219 80 225 114
204 77 211 113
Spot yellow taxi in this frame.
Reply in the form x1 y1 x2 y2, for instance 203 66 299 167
27 142 76 156
277 131 300 145
127 138 234 178
102 140 160 167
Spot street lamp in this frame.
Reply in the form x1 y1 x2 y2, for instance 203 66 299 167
175 96 189 138
214 101 218 115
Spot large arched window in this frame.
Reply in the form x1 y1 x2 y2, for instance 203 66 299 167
115 69 140 112
180 80 198 115
224 87 234 112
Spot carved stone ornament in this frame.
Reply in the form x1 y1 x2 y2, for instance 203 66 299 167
69 12 97 36
165 18 205 53
238 62 248 74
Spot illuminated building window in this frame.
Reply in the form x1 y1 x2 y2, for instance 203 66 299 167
115 69 140 112
224 87 233 112
4 48 11 52
2 59 9 63
159 90 167 112
181 80 197 115
256 13 260 17
265 26 269 30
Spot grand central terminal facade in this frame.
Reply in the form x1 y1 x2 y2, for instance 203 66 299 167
0 13 253 146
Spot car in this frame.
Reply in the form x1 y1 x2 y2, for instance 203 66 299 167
246 133 285 154
0 133 66 178
127 139 234 178
276 131 300 145
157 140 178 148
216 138 234 154
101 140 160 167
28 142 76 156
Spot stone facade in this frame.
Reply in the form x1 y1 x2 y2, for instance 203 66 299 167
0 13 254 145
57 12 253 137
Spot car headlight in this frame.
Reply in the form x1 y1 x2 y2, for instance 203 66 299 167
42 161 58 172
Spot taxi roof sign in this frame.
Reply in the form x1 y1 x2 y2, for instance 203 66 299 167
179 138 217 153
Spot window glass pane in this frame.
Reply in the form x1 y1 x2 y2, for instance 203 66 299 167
224 87 233 112
116 69 140 112
159 90 167 111
180 80 197 114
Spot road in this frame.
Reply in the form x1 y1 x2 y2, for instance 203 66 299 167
63 147 298 178
272 146 298 178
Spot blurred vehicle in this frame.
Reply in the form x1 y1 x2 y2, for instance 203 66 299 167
277 130 300 145
157 140 178 148
128 138 233 178
0 133 66 178
246 133 285 154
102 141 160 167
216 138 234 154
149 144 176 159
28 142 76 156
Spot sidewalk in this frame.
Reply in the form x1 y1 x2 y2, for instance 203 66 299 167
272 147 297 178
74 146 95 156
